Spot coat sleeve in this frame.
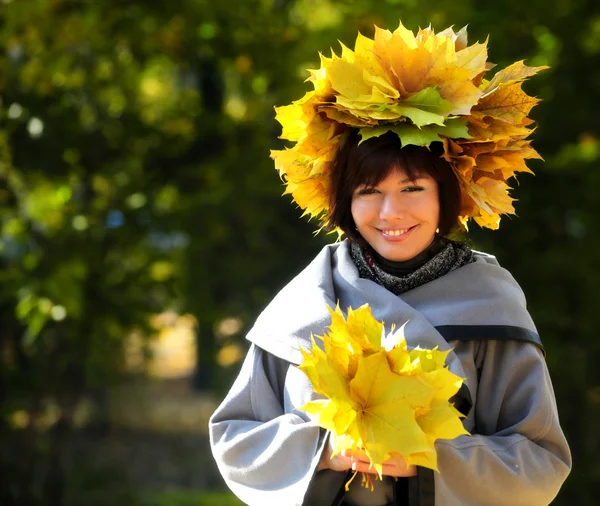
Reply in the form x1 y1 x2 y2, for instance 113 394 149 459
209 343 329 506
433 340 571 506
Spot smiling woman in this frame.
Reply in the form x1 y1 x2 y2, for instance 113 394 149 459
209 21 571 506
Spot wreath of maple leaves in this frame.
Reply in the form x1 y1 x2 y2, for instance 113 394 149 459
271 22 546 231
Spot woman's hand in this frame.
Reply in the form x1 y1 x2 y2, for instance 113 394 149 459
317 437 353 472
346 449 417 478
318 439 416 478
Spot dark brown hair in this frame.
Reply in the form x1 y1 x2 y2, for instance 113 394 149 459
326 129 461 240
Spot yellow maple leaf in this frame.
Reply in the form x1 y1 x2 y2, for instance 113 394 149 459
467 116 533 143
473 81 541 126
372 23 485 115
323 305 362 377
350 350 434 474
345 304 384 352
481 60 548 93
298 304 468 482
274 91 319 142
299 335 350 398
320 105 375 127
408 399 468 468
271 110 347 220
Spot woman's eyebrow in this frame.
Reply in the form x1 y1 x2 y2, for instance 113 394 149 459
399 176 426 183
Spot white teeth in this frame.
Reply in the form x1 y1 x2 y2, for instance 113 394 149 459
383 228 408 236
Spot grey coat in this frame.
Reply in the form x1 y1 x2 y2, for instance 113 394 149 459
209 241 571 506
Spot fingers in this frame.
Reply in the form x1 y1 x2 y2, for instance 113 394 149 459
341 450 417 478
320 441 351 472
350 460 417 478
334 453 353 467
341 448 369 461
341 451 362 464
322 452 353 472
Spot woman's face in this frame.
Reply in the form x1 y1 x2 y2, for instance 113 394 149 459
351 167 440 262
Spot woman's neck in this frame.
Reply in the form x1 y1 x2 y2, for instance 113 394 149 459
368 236 446 277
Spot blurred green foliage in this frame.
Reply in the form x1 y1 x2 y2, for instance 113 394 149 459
143 490 243 506
0 0 598 504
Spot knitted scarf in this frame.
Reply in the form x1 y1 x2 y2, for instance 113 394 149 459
349 238 474 296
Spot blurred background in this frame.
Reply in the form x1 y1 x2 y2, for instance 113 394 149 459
0 0 598 504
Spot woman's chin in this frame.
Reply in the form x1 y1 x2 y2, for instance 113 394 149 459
374 244 421 262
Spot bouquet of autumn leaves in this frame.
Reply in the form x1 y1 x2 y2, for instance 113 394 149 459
298 304 468 486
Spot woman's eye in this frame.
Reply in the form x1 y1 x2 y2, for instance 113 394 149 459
356 188 378 195
403 186 424 193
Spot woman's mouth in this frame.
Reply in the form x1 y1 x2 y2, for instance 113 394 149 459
379 225 417 240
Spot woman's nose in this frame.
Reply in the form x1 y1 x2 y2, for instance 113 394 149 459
379 195 406 220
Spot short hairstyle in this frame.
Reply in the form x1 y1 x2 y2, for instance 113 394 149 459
326 129 461 240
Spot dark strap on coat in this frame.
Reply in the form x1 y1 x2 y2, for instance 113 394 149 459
331 471 351 506
407 467 435 506
435 325 545 355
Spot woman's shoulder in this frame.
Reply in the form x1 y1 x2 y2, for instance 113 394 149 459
469 248 501 267
244 242 348 364
446 247 523 297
